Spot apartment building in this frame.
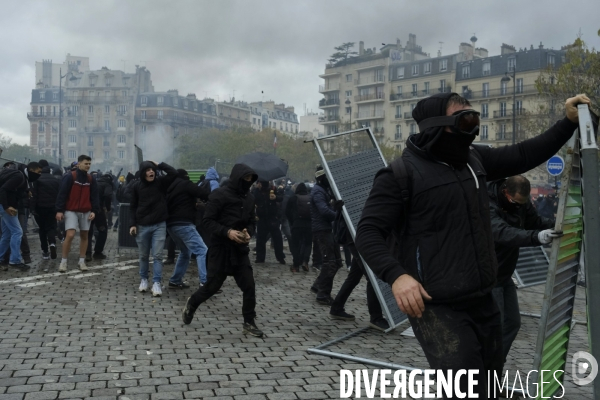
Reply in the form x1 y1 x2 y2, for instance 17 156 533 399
216 101 252 129
248 101 299 136
299 112 325 139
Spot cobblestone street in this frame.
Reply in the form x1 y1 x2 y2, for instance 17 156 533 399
0 228 593 399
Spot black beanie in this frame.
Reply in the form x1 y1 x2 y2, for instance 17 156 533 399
39 159 49 168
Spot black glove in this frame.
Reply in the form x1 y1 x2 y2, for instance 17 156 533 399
333 200 345 211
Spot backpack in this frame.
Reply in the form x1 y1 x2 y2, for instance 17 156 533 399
295 194 311 219
197 179 212 202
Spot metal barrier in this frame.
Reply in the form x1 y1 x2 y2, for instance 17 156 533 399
513 246 550 288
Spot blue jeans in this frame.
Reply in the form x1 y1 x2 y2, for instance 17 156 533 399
168 224 208 284
0 208 23 264
135 222 166 283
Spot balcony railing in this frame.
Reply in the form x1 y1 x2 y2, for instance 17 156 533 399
319 83 340 93
64 96 134 104
461 84 537 100
354 75 386 86
404 112 414 120
493 108 527 118
318 115 340 123
27 112 59 118
389 87 452 102
394 114 403 119
319 98 340 107
354 93 385 102
496 132 513 141
355 110 385 120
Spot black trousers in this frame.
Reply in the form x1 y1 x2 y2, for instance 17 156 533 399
290 226 312 267
86 211 107 254
409 293 503 399
34 207 56 253
17 214 30 256
331 244 382 321
311 234 322 267
255 219 285 262
342 244 352 267
189 264 256 322
166 235 176 259
312 230 342 299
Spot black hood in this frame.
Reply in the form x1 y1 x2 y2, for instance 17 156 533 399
138 161 157 182
98 173 113 183
295 182 308 195
410 92 457 152
228 163 258 194
41 166 51 174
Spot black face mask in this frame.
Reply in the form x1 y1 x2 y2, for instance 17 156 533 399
27 171 41 182
240 180 253 193
429 130 477 166
317 176 330 188
499 189 522 213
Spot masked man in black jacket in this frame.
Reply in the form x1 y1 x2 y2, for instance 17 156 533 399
31 160 60 260
181 164 263 337
355 92 589 398
488 175 557 363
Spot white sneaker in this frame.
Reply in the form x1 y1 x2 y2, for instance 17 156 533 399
139 279 148 292
58 260 68 273
78 261 88 271
151 282 162 297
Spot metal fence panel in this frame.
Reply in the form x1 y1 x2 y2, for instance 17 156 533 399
513 246 550 288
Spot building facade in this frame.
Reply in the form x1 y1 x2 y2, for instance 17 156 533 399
216 101 252 129
299 112 324 139
248 101 299 136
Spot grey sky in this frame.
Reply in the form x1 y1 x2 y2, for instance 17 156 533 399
1 0 598 144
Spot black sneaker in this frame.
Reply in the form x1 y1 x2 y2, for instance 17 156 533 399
181 297 196 325
312 264 322 272
301 263 309 272
22 254 32 264
316 296 334 306
277 258 286 265
329 310 355 321
164 258 175 265
10 263 30 271
85 252 92 262
169 281 190 289
49 245 57 260
254 260 265 264
369 318 390 332
310 286 318 294
242 321 264 338
93 252 107 260
290 266 299 272
42 252 50 260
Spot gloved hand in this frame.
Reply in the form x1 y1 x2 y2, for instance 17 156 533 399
333 200 345 211
538 229 563 244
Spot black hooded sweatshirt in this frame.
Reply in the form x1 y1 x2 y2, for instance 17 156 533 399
129 161 177 227
355 92 578 304
487 179 554 284
30 166 60 210
166 172 206 227
285 183 312 229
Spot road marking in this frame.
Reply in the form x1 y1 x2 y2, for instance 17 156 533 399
0 259 137 285
70 273 102 279
16 281 50 288
116 265 138 271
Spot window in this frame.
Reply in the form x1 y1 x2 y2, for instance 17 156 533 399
173 97 179 106
516 78 523 94
500 102 507 117
104 120 110 131
68 120 77 128
424 62 431 74
53 92 58 101
118 119 126 128
117 135 126 143
141 96 147 106
482 82 489 97
501 81 507 95
68 150 76 159
440 79 446 92
345 90 352 99
482 62 491 76
516 100 523 114
87 136 93 146
141 125 147 132
104 105 109 114
173 111 178 120
410 123 417 135
122 90 127 97
481 125 488 139
38 123 45 133
158 110 163 119
118 150 125 159
411 84 418 96
103 136 110 146
157 96 163 105
88 105 93 113
462 65 470 78
396 67 404 79
184 100 188 109
104 151 109 160
411 64 419 76
439 59 448 72
395 105 402 118
38 136 45 147
87 119 94 128
38 106 45 116
499 124 507 139
424 82 430 95
68 135 76 143
508 57 516 72
117 105 127 115
396 86 402 95
88 150 94 159
481 104 489 118
346 74 352 82
395 125 402 140
141 110 146 119
39 92 45 101
548 53 555 66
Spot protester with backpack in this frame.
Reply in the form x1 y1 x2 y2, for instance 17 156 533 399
285 182 312 272
55 155 100 272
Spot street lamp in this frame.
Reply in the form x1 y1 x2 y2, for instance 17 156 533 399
501 70 517 145
58 68 78 168
345 98 352 129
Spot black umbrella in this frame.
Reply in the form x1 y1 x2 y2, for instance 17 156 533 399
235 152 288 181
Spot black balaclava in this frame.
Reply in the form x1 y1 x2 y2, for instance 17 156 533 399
27 170 41 182
412 92 476 166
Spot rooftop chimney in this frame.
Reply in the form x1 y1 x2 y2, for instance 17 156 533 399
501 43 516 55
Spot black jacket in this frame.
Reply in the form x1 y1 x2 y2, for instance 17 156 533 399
202 164 258 272
31 167 60 210
97 174 114 212
0 165 28 210
129 162 177 227
253 185 282 222
488 179 554 283
355 117 578 304
166 176 205 227
285 183 312 229
310 183 336 232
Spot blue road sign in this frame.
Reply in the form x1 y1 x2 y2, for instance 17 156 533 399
547 155 565 176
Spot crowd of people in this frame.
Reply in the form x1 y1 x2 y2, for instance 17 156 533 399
0 91 591 398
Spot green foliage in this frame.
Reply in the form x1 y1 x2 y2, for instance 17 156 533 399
0 133 39 164
329 42 358 66
174 127 319 182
